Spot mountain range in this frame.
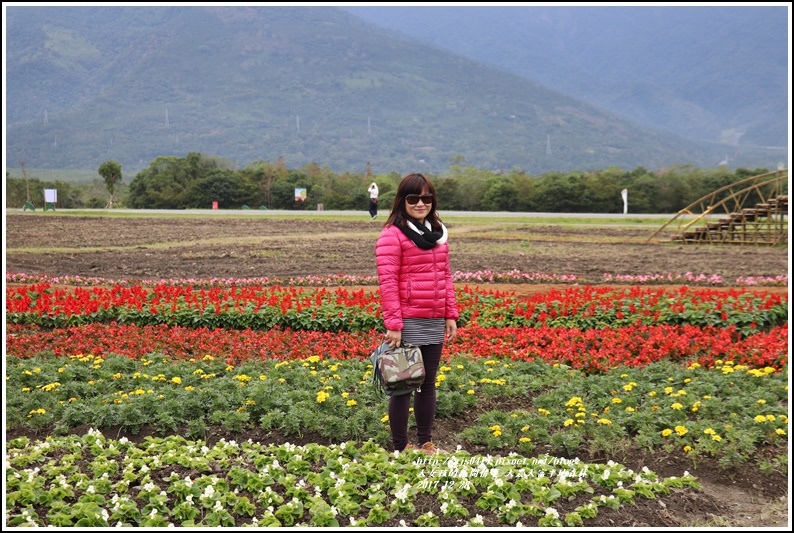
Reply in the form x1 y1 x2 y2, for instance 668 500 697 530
4 5 789 177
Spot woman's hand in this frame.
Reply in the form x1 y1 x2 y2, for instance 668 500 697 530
445 319 458 342
385 329 402 347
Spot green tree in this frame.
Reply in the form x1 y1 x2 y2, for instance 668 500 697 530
97 160 123 208
480 176 518 211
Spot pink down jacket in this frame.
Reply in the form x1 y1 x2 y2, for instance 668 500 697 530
375 224 460 332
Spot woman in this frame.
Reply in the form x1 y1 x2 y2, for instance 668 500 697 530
375 172 459 454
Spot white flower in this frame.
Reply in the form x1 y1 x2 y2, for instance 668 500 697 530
602 469 611 481
544 507 559 518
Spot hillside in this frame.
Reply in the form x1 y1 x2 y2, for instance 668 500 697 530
4 5 787 175
343 5 789 149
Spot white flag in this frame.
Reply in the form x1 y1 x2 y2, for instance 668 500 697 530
621 189 628 214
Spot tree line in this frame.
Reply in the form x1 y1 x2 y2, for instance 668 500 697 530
5 152 780 214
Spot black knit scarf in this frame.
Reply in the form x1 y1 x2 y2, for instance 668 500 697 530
400 218 444 249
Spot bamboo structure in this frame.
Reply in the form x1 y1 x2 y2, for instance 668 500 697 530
647 169 788 245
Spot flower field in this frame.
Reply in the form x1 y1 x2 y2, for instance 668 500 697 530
4 273 789 527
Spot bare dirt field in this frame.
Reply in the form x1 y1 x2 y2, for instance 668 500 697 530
4 213 790 527
4 214 789 291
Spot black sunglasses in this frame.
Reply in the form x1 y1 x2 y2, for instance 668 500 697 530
405 194 434 205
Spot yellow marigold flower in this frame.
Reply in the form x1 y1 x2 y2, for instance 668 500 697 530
537 408 550 416
704 428 716 435
171 377 182 385
676 390 687 396
683 378 691 383
674 425 688 436
341 392 350 398
671 403 683 410
307 355 321 363
754 415 768 423
467 389 475 395
721 366 735 374
28 408 46 416
225 365 234 371
775 428 786 435
316 391 330 403
664 387 673 395
22 370 33 376
564 419 574 427
278 378 286 383
259 375 267 381
21 387 31 392
489 425 501 431
347 400 357 407
566 397 583 407
381 415 389 423
456 365 464 370
134 389 145 395
625 407 635 412
510 413 518 418
184 386 194 391
88 380 95 385
246 400 255 405
611 398 622 404
683 445 692 452
437 374 446 382
711 435 722 442
575 412 586 418
597 419 612 425
661 429 673 437
651 405 659 410
202 355 215 361
440 366 452 372
623 383 634 391
757 399 766 405
766 415 776 421
519 437 531 443
521 426 529 432
703 395 711 400
491 429 502 437
649 391 657 397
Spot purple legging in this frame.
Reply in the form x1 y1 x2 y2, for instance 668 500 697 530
389 343 443 451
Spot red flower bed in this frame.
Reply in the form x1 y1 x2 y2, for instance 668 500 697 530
6 323 787 373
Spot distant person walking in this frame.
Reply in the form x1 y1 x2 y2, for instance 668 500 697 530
368 182 379 219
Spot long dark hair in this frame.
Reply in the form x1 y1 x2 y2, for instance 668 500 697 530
385 173 441 230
